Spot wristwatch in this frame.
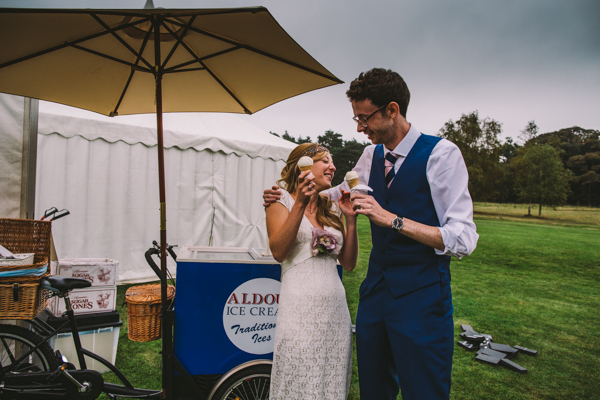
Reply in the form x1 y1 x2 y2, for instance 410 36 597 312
391 215 404 232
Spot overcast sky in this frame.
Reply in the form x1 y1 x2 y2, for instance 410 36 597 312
2 0 599 144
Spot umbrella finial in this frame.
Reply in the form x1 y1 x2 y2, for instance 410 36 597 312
144 0 155 9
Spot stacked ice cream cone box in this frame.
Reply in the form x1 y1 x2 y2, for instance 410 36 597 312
48 258 119 316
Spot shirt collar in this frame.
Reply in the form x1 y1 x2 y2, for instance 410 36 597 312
384 123 420 158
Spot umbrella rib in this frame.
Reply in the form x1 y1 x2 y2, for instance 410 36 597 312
167 67 206 73
147 24 252 113
242 46 343 83
89 12 154 71
112 25 154 116
201 60 252 114
0 25 129 70
0 14 154 71
166 20 343 84
163 47 238 73
68 43 151 73
160 15 197 69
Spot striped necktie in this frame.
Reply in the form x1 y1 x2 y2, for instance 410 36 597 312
385 152 399 187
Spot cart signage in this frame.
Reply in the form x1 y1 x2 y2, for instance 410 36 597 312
223 278 281 355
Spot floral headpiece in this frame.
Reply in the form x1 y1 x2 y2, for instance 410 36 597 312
302 144 329 158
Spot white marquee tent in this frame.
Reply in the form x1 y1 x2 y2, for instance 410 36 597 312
0 94 295 283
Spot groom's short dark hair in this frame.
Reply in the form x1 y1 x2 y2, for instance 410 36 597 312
346 68 410 118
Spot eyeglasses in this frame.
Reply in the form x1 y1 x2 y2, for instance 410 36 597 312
352 103 388 128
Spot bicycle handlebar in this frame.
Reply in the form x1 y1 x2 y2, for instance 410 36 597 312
144 248 165 284
52 209 70 221
145 241 177 283
151 240 178 261
41 207 58 220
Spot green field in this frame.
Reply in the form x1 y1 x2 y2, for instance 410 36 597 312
473 202 600 227
102 209 600 399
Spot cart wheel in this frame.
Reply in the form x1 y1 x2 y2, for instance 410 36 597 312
211 364 271 400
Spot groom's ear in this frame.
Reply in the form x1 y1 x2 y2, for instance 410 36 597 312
387 102 400 119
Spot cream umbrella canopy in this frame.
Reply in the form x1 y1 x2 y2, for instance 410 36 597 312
0 7 342 275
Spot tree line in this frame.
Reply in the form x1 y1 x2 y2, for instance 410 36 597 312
272 112 600 214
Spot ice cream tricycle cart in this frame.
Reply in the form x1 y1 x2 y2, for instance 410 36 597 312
1 241 283 400
171 245 283 400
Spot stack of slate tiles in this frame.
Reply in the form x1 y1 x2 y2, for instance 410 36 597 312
457 324 537 373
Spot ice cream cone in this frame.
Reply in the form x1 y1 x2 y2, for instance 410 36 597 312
298 156 313 172
346 171 359 189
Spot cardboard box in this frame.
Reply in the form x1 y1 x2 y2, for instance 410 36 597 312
55 258 118 287
49 287 117 316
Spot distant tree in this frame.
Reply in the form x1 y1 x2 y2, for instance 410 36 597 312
269 131 280 138
281 131 296 143
296 136 312 144
500 136 519 162
533 126 600 206
496 137 520 203
567 152 600 207
318 130 344 152
513 144 572 216
518 120 538 145
439 111 504 202
318 131 368 186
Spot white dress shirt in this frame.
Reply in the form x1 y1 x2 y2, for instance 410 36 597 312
328 124 479 259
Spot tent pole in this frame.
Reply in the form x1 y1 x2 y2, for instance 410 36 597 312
20 97 39 220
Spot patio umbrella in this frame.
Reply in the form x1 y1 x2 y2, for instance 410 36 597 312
0 6 342 274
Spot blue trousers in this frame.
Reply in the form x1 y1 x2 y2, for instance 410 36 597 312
356 279 454 400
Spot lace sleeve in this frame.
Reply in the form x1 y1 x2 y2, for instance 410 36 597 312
330 200 342 218
276 189 293 212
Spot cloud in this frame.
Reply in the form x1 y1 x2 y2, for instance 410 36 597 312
4 0 599 141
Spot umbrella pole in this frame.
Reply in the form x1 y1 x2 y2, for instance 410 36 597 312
154 15 173 400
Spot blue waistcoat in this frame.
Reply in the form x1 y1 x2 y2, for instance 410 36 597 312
363 134 451 299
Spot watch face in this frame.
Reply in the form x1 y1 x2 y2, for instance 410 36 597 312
393 217 403 231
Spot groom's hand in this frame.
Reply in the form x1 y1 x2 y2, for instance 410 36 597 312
263 186 282 207
351 193 395 229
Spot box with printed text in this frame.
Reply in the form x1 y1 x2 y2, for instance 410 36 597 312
48 287 117 316
54 258 118 287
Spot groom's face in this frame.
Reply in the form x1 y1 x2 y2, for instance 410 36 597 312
351 99 393 146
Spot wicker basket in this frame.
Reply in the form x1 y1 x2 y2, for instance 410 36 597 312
0 218 52 262
0 271 51 319
126 284 175 342
0 218 52 319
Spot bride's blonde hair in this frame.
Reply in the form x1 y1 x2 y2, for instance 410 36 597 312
277 143 344 233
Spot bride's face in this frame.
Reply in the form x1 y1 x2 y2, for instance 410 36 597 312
312 153 336 191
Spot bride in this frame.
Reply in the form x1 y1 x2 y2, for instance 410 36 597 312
266 143 358 400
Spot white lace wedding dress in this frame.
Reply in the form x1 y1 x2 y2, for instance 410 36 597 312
269 189 352 400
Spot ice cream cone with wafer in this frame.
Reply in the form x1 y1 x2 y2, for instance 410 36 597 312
345 171 372 195
345 171 359 190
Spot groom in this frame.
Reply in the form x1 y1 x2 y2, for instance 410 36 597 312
264 68 478 399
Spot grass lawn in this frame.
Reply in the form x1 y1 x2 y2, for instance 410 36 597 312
103 210 600 399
